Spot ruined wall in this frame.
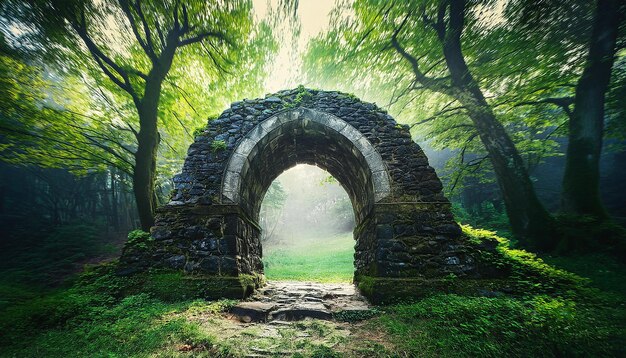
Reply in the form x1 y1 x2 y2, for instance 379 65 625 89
119 87 480 300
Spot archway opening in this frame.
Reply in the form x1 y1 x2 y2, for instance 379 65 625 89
219 109 393 281
259 164 356 282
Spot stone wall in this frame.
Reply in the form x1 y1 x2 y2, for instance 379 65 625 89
119 87 486 301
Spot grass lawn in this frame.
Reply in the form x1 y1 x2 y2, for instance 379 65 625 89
262 232 355 282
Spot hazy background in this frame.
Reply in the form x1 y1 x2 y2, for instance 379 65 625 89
259 164 356 282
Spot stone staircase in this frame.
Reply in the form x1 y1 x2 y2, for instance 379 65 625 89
230 281 371 323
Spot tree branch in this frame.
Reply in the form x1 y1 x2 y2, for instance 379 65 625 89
165 78 199 114
179 31 225 47
409 104 467 128
119 0 157 63
390 11 451 95
132 0 157 54
515 96 575 118
71 12 140 103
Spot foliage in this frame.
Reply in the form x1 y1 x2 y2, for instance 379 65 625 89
127 229 150 242
0 291 225 357
193 126 206 137
553 214 626 258
210 139 227 152
543 253 626 297
453 201 512 238
0 0 277 189
0 245 625 356
125 229 153 250
376 293 625 357
283 84 313 109
301 0 625 204
0 222 120 288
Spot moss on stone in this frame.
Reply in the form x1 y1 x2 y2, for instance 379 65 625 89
283 85 313 109
112 270 264 302
462 224 587 294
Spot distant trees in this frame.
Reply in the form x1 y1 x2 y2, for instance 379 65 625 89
0 164 137 230
258 168 355 243
259 180 287 242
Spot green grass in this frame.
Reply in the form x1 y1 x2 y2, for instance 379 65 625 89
2 257 623 357
262 232 355 282
373 293 626 357
0 295 235 357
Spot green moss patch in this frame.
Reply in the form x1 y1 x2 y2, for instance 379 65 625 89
463 224 588 294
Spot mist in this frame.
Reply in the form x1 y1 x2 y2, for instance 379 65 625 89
260 164 354 243
259 164 355 281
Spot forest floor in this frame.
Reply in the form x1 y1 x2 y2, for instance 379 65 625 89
1 230 626 357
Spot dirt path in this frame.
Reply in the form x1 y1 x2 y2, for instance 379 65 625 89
179 281 395 357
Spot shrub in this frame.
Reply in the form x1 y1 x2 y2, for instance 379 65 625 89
462 224 588 295
211 139 227 152
125 229 153 250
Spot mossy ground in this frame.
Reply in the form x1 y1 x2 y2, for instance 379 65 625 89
1 226 625 357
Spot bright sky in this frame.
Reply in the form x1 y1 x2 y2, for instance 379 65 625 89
252 0 338 92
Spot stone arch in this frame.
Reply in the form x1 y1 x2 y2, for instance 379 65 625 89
220 108 391 224
119 88 480 303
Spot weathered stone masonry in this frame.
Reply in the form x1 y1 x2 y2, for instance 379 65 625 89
119 88 490 302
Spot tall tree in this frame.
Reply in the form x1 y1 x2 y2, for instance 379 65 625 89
304 0 557 246
393 0 554 245
561 0 624 218
507 0 625 218
61 0 241 229
2 0 275 230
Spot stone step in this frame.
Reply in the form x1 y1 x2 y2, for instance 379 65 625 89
231 302 276 323
269 303 333 321
230 281 371 323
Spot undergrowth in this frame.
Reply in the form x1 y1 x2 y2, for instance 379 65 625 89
0 265 236 356
463 224 590 295
376 293 625 357
0 226 624 357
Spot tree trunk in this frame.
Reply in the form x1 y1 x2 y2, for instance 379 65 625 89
132 43 177 231
561 0 622 218
443 0 555 247
460 95 555 247
133 106 159 231
110 168 120 230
